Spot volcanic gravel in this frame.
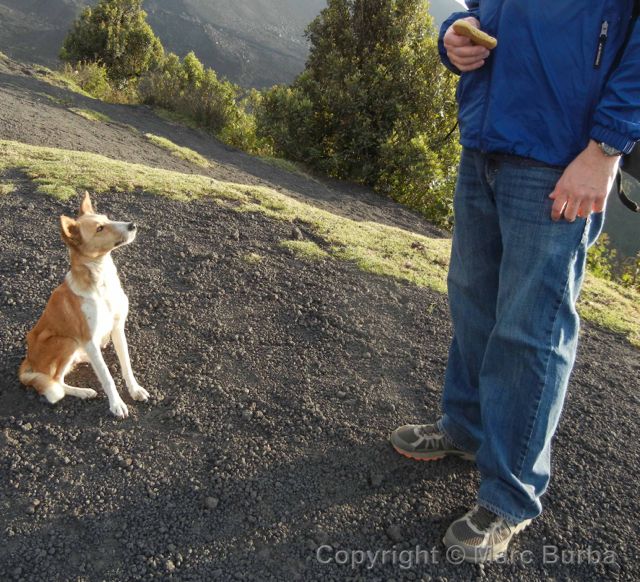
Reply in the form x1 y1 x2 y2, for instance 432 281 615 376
0 57 639 582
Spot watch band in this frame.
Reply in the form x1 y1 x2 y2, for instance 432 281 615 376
598 141 623 157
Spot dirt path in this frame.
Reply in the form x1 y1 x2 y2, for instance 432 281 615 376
0 58 639 581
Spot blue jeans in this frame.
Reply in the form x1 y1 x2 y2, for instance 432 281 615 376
438 148 604 524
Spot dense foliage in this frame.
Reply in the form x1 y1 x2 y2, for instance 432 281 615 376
137 51 262 152
587 233 640 291
60 0 164 82
255 0 460 226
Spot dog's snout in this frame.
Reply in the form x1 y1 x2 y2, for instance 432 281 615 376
128 222 137 232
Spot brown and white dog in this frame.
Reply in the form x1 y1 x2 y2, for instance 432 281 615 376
19 192 148 418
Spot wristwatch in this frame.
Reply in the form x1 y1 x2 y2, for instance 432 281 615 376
598 141 623 157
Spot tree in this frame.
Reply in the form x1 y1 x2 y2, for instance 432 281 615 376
60 0 164 82
256 0 460 226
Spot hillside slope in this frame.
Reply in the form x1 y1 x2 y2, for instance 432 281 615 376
0 54 639 581
0 0 462 88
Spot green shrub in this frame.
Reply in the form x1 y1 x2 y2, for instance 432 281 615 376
586 234 640 291
56 62 139 103
254 0 460 227
587 233 617 281
139 52 264 153
620 252 640 290
255 83 315 161
60 0 164 82
378 128 460 228
139 52 235 132
64 62 111 97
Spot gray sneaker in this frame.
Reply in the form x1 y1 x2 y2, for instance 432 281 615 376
443 504 532 563
389 423 475 462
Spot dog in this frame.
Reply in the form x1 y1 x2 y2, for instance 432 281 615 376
19 192 148 418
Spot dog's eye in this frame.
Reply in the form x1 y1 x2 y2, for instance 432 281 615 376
96 225 104 232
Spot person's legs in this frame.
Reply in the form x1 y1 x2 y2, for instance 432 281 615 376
438 149 502 455
473 159 605 523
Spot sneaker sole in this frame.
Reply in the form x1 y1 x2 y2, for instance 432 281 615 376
391 442 476 463
442 518 532 563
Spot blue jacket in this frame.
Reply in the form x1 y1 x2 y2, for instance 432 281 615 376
439 0 640 166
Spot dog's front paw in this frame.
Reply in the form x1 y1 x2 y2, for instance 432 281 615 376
110 399 129 419
129 385 150 402
80 388 98 400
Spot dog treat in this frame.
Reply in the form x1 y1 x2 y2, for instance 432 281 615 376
452 19 498 50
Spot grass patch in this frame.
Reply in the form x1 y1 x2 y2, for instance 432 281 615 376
242 252 264 265
70 108 112 123
39 93 72 107
35 67 94 99
0 140 239 202
281 240 330 261
580 275 640 346
0 181 16 195
1 138 638 348
154 108 200 130
260 156 315 179
144 134 210 168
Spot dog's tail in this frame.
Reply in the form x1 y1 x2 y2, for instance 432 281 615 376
19 359 65 403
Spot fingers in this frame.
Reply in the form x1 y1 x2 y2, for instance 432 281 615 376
548 143 616 221
446 44 490 58
450 48 491 66
549 188 568 222
456 59 487 72
563 197 582 222
445 30 474 48
577 198 595 219
592 196 607 214
444 24 492 72
549 189 605 222
446 45 490 71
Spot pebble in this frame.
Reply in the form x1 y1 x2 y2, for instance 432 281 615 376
369 473 383 487
204 497 219 510
386 525 403 543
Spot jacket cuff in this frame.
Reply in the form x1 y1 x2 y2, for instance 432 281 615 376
590 124 636 154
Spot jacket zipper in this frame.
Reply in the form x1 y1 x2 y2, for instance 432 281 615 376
594 20 609 68
479 3 505 152
584 7 612 139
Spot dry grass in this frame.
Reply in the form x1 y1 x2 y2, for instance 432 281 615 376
144 134 210 168
69 108 112 123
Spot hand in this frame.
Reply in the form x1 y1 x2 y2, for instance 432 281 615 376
444 17 492 72
549 141 620 222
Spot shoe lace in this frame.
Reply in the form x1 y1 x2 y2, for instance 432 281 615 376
469 505 507 533
416 424 439 438
413 425 446 449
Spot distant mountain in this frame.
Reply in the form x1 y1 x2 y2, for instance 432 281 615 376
0 1 85 71
0 0 464 88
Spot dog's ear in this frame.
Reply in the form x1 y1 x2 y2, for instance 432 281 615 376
60 215 81 247
79 191 95 216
